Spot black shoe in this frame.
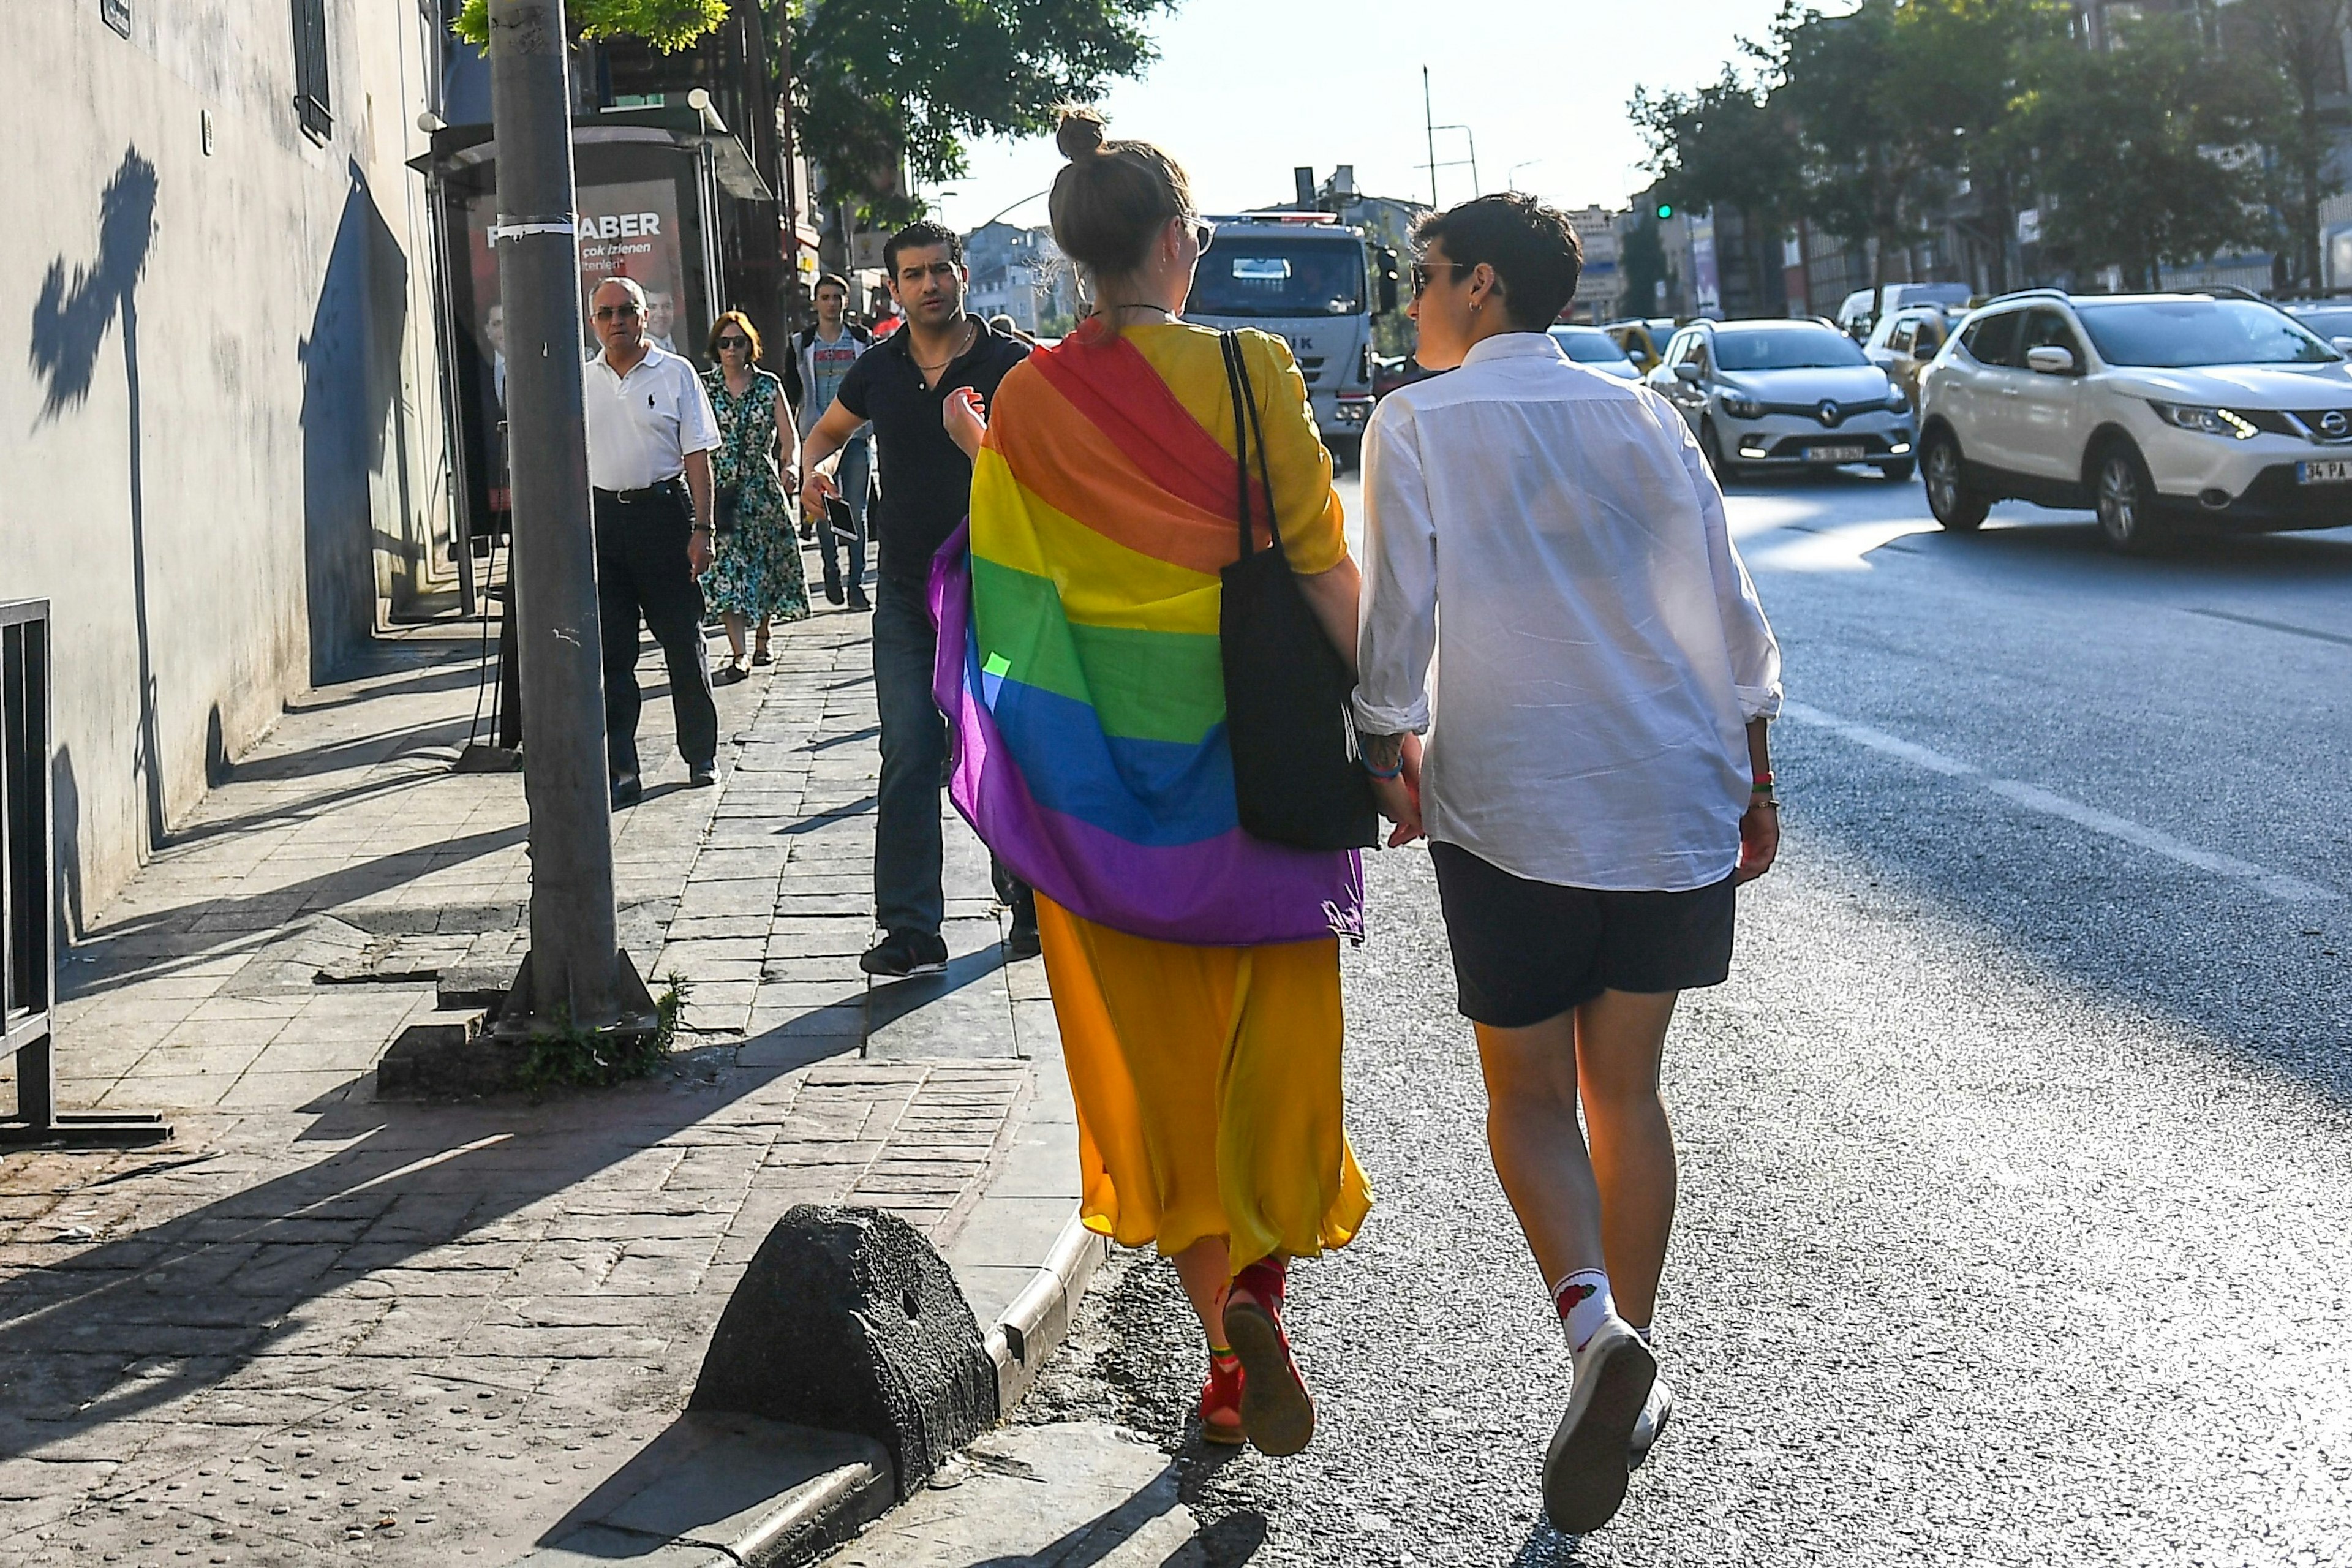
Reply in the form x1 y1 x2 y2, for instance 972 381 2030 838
609 774 643 809
1006 889 1041 959
861 931 949 978
712 662 748 687
823 575 846 606
687 763 718 788
847 588 872 612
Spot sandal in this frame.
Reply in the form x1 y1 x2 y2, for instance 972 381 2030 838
1199 1350 1245 1447
751 645 773 666
1221 1258 1314 1456
712 659 748 687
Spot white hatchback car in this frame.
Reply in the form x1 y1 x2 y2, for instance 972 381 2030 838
1917 290 2352 550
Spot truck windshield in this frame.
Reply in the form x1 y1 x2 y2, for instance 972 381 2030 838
1714 328 1868 371
1188 238 1364 317
2075 300 2340 366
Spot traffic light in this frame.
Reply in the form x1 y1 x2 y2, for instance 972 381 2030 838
1656 202 1674 220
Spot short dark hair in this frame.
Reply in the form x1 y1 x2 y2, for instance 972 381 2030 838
813 272 850 300
1415 194 1583 331
883 221 963 278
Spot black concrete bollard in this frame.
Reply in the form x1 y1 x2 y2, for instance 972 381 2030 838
688 1205 999 1499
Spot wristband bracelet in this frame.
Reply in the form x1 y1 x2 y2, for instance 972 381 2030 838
1362 759 1403 782
691 524 714 533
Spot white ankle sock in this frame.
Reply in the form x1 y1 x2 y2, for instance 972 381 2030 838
1550 1268 1616 1352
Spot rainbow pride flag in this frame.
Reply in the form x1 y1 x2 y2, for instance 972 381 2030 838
929 327 1362 947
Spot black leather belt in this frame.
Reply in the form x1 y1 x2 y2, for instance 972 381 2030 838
593 479 685 505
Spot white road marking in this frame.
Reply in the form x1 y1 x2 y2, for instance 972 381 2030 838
1782 701 2342 904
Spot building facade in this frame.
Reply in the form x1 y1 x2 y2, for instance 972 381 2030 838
6 0 455 929
963 222 1076 336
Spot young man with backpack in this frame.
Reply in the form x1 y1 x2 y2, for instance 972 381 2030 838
781 273 874 608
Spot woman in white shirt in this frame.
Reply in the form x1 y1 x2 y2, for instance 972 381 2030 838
1352 193 1782 1536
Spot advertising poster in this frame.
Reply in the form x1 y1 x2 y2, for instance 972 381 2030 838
461 178 690 514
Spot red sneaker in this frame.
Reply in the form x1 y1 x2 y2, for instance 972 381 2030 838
1199 1351 1245 1446
1221 1259 1315 1456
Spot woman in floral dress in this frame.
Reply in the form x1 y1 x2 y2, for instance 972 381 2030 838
701 311 810 681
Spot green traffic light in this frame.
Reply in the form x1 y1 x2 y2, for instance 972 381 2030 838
1656 202 1673 220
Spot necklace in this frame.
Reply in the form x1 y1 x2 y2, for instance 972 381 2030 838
1099 303 1177 323
911 320 976 374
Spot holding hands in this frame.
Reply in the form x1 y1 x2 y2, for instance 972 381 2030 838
1363 733 1424 850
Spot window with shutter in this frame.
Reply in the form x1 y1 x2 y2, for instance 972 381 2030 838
292 0 331 140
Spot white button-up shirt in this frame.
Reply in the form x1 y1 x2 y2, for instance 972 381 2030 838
583 343 720 492
1353 331 1782 893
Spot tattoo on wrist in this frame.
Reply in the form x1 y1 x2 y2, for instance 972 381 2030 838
1358 731 1404 772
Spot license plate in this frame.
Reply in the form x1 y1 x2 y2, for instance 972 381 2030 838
1806 445 1868 463
2297 459 2352 484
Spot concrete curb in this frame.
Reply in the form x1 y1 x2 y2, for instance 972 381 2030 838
985 1207 1111 1415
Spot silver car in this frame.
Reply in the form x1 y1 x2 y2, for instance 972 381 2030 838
1647 319 1919 481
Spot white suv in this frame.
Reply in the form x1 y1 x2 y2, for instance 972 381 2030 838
1916 290 2352 551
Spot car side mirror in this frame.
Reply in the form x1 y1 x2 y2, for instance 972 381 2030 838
2024 345 2075 375
1673 361 1703 383
2333 336 2352 356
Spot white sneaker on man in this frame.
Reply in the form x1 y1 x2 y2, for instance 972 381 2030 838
1542 1317 1655 1534
1627 1371 1675 1470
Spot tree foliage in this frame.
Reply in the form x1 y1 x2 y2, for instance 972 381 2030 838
782 0 1174 228
452 0 731 54
2016 13 2269 288
1629 0 2339 295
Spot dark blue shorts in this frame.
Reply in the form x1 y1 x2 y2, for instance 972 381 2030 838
1428 842 1736 1028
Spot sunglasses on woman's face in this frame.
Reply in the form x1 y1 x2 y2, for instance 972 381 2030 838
1411 260 1472 298
1181 216 1213 251
715 336 750 351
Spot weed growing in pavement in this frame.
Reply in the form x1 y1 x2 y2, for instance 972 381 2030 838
516 973 691 1093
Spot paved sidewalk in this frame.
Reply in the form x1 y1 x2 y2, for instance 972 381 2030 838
0 594 1078 1566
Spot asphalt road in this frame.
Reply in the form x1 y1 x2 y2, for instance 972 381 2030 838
1011 469 2352 1566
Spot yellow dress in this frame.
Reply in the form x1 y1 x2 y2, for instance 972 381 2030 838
983 321 1373 1275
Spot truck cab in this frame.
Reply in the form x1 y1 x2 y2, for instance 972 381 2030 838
1185 213 1398 469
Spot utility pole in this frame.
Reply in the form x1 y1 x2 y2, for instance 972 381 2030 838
484 0 650 1041
1423 66 1439 210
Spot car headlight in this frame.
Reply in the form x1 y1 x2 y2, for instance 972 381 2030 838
2149 401 2258 440
1885 382 1911 411
1718 391 1763 420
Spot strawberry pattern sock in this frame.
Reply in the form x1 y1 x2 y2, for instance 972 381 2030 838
1550 1268 1616 1352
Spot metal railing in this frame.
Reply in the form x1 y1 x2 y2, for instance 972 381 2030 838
1 599 168 1147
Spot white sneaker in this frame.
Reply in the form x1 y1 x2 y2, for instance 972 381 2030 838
1627 1370 1675 1471
1542 1318 1655 1534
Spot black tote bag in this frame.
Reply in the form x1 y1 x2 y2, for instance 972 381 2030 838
1216 331 1377 852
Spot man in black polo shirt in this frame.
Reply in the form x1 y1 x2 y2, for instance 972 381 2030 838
799 222 1035 977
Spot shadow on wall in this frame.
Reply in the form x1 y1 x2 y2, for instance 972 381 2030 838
27 149 169 854
50 748 81 946
300 160 412 684
28 151 156 422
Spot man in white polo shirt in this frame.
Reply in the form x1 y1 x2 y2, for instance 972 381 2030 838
584 274 722 807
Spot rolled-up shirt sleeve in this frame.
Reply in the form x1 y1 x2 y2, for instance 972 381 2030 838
1351 398 1439 736
1659 390 1782 720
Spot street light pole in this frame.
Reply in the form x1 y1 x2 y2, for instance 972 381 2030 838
485 0 644 1039
1423 66 1439 209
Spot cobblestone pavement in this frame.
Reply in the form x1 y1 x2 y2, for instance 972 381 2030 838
0 598 1058 1566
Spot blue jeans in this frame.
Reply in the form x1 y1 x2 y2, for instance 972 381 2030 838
820 436 870 594
870 573 1027 938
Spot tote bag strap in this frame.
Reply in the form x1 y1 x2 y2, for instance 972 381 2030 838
1219 331 1287 568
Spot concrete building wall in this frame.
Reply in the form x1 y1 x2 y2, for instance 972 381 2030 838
3 0 451 933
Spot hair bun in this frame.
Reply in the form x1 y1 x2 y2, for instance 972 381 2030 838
1055 107 1108 160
